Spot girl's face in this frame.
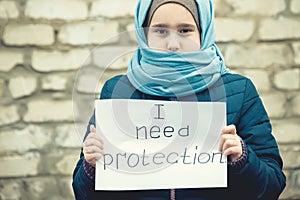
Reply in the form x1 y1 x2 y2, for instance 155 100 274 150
147 3 201 52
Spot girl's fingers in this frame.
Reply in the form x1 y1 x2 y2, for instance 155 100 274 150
221 124 236 135
90 124 96 133
85 153 103 166
82 127 105 165
219 125 242 161
84 133 104 146
222 138 241 153
219 133 237 151
83 145 103 155
223 146 241 157
83 137 104 150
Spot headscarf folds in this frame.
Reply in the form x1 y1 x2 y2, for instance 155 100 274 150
126 0 229 97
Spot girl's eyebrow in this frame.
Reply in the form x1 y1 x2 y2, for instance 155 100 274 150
177 23 196 28
150 23 169 28
150 23 196 28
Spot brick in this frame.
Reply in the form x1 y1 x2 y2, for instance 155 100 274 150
237 70 271 92
3 24 54 46
274 69 300 90
32 49 90 72
0 1 19 19
298 170 300 186
109 53 133 70
226 0 285 16
212 0 231 16
291 93 300 117
76 73 99 94
259 17 300 41
90 0 138 18
272 121 300 144
8 76 37 98
293 42 300 65
55 154 79 175
25 178 60 200
42 75 68 91
291 0 300 13
0 79 4 97
0 182 21 200
0 153 40 177
92 46 135 70
225 44 292 68
0 105 20 126
0 125 52 154
57 178 75 199
25 0 88 20
261 93 286 118
75 67 124 95
24 100 73 122
279 172 300 199
0 51 24 72
55 124 81 148
280 151 300 169
281 185 300 200
215 18 255 42
58 21 119 45
126 23 137 42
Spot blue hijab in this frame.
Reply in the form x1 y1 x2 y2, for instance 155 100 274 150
126 0 229 97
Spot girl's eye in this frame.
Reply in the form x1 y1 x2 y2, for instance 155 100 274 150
179 28 193 35
153 28 169 35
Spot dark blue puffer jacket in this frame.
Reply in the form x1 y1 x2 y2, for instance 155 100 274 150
72 73 286 200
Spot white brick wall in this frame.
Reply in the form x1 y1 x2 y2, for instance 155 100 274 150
0 153 40 177
215 19 255 42
225 44 292 68
90 0 138 18
0 105 20 126
291 0 300 14
8 76 37 98
0 1 19 19
32 49 90 72
259 17 300 40
261 93 286 118
0 126 52 153
273 122 300 143
293 42 300 65
55 124 82 148
0 79 4 97
0 182 22 200
237 69 271 92
3 24 54 46
0 0 299 199
226 0 285 16
41 75 68 91
291 94 300 116
274 69 300 90
24 100 74 122
58 21 119 45
0 51 24 72
25 0 88 20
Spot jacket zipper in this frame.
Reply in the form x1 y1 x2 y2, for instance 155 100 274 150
170 96 177 200
170 188 176 200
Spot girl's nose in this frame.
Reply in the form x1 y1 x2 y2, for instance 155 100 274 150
167 32 180 52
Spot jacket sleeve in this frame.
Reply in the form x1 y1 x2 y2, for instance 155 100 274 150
72 112 96 200
71 78 116 200
232 78 286 200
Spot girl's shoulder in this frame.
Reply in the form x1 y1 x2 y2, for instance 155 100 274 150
100 75 138 99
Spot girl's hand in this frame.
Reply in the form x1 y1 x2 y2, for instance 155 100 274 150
219 125 242 162
82 125 104 167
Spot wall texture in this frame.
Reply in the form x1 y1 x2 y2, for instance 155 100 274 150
0 0 299 199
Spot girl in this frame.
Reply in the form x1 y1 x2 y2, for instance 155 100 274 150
72 0 286 199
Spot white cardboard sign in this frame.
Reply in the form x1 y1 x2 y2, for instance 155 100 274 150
95 99 227 190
